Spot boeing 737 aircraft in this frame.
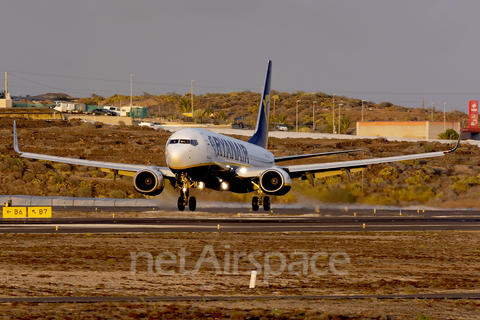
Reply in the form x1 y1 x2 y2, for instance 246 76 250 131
13 60 462 211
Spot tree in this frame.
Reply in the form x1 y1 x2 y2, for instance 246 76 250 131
276 114 288 125
340 116 352 134
438 128 459 140
178 97 191 113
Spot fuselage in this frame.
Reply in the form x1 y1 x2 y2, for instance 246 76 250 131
165 128 274 193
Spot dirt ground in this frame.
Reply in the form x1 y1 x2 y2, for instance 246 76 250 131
0 230 479 319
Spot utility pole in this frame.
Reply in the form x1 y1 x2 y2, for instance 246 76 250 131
191 80 195 120
338 103 342 134
332 94 336 134
296 100 300 132
431 103 434 121
130 74 134 106
4 72 7 98
361 100 365 122
313 101 317 131
444 103 446 132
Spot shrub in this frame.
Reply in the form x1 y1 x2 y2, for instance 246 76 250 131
76 187 92 198
27 162 47 173
109 190 127 198
50 174 66 184
68 176 80 186
4 157 21 169
438 129 459 140
77 166 89 173
378 166 399 179
452 179 469 193
23 172 35 183
53 163 72 172
421 143 434 152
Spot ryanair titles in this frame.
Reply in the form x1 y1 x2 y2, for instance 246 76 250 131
208 136 249 164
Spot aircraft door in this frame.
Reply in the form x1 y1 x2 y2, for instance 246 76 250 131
200 132 213 160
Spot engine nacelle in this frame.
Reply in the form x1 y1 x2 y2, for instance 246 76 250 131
259 168 292 196
133 169 165 196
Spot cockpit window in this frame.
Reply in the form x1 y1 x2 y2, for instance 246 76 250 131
168 139 198 146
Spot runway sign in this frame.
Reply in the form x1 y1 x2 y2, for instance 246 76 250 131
3 207 27 218
28 207 52 218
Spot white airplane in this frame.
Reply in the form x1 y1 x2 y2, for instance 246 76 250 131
14 60 462 211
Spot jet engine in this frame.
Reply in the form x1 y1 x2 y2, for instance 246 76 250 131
259 168 292 196
133 169 165 196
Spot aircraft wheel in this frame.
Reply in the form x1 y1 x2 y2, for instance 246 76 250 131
263 196 270 211
188 196 196 211
177 196 185 211
252 196 259 211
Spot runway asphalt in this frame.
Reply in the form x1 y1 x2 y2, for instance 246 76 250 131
1 207 480 233
0 292 479 303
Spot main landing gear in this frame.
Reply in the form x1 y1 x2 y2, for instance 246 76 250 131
252 195 270 211
177 173 196 212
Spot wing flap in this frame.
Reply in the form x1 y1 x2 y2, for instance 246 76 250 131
274 149 362 163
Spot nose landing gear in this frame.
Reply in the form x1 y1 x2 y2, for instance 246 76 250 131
177 173 197 211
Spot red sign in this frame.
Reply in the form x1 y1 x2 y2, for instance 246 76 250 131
469 100 478 127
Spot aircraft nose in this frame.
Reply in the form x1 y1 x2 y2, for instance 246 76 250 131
166 145 191 169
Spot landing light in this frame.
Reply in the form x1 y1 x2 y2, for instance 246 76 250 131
198 181 205 190
221 182 229 190
239 167 247 174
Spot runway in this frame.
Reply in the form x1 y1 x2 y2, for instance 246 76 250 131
0 292 479 303
2 207 480 233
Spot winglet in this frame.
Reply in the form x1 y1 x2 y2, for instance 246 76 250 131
248 60 272 149
13 121 21 154
445 119 465 154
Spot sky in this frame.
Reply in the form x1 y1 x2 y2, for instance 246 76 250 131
1 0 480 112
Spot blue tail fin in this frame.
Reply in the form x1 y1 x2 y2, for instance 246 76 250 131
248 60 272 149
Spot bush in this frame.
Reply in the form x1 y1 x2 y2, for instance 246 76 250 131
77 166 89 173
379 166 399 179
27 162 47 173
76 187 92 198
53 163 72 172
50 174 66 184
23 172 35 183
109 190 128 198
438 128 459 140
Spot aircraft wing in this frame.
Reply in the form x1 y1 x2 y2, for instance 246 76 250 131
283 122 465 179
282 149 449 179
13 121 175 178
274 149 362 163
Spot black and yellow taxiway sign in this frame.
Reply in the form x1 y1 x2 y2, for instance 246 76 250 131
2 207 52 218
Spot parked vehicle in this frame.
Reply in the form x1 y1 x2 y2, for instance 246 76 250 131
274 123 288 131
54 102 85 113
103 106 124 116
139 122 162 129
90 109 113 116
